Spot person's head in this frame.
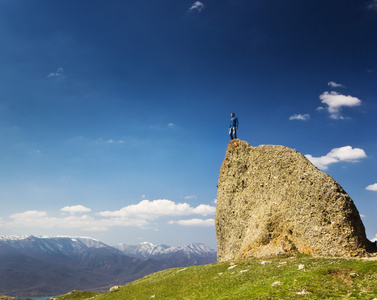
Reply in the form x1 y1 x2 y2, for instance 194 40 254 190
230 113 235 117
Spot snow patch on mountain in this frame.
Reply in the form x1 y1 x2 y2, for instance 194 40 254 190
0 235 109 256
115 242 216 259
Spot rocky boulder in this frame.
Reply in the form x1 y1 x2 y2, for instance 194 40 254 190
215 139 376 261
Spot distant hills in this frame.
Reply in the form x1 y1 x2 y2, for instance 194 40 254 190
0 235 216 297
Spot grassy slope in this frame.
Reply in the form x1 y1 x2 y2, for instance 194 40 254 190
52 256 377 300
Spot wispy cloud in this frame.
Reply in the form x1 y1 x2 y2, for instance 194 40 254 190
328 81 345 88
106 139 125 144
305 146 367 170
368 0 377 10
289 113 310 121
366 183 377 191
318 91 362 119
189 1 205 12
47 67 64 78
168 219 214 227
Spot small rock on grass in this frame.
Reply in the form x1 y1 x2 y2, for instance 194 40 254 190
271 281 283 287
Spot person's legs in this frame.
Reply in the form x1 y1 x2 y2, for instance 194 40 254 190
229 127 236 140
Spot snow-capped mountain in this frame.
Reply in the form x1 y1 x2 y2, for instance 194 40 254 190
115 242 217 266
0 236 216 297
115 242 173 258
0 235 109 256
0 235 162 297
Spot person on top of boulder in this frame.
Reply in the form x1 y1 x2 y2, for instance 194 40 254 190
229 112 238 140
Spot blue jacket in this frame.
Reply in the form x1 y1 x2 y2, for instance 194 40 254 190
229 117 238 128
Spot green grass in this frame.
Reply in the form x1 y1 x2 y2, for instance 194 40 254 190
51 257 377 299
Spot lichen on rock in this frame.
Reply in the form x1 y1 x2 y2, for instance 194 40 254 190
215 139 376 261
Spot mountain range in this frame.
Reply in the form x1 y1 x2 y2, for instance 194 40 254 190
115 241 216 266
0 235 216 297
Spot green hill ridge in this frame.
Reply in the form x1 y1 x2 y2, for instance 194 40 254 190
49 256 377 299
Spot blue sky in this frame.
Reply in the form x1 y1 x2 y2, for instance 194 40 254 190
1 0 377 249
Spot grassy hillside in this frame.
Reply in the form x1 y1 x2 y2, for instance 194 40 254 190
51 255 377 299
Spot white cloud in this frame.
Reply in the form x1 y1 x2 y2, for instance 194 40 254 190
1 200 216 232
305 146 367 170
192 204 216 216
6 210 148 231
168 218 214 227
328 81 345 88
289 113 310 121
189 1 205 12
366 183 377 191
11 210 47 219
319 91 362 119
168 123 176 128
8 210 100 230
99 199 215 219
61 205 91 214
48 67 64 78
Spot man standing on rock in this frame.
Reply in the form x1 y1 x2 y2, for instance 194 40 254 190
229 112 238 140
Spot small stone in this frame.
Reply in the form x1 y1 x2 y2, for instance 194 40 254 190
261 261 271 265
228 265 237 269
349 272 358 278
176 268 187 273
271 281 283 287
298 264 305 270
240 269 249 273
296 289 310 295
109 286 120 292
150 295 156 299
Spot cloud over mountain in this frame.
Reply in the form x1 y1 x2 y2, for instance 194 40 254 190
0 199 216 232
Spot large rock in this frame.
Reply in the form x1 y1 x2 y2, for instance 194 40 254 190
215 139 376 261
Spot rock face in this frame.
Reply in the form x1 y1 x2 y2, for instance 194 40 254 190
215 140 376 261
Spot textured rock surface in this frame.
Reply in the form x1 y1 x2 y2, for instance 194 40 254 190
215 140 376 261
